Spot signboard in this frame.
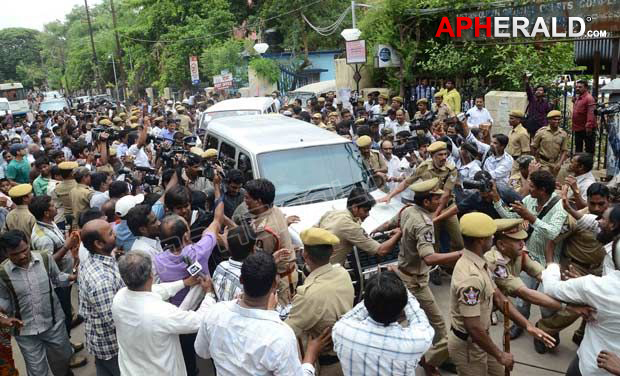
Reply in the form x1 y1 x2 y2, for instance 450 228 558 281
345 40 366 64
189 56 200 85
213 72 234 90
376 45 402 68
456 0 620 40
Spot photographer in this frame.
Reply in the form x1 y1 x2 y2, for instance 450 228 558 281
185 150 213 194
435 171 522 223
412 99 434 138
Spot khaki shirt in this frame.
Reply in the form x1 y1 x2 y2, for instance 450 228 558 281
386 204 435 276
434 103 454 123
555 208 606 267
532 126 569 163
405 159 458 192
318 210 381 266
363 150 387 188
484 247 544 297
318 122 335 132
3 205 36 243
251 206 295 270
285 264 354 356
70 183 95 225
177 114 192 135
450 249 496 333
51 180 76 218
507 124 530 157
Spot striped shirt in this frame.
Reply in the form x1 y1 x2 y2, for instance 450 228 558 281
332 292 434 376
212 259 243 302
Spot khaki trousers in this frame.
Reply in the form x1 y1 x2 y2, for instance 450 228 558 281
434 213 464 252
448 331 504 376
400 272 449 366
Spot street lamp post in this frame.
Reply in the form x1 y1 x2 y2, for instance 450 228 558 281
109 54 119 101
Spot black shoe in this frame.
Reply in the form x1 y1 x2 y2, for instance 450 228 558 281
572 332 583 346
509 324 523 340
533 336 548 354
439 360 457 374
430 269 442 286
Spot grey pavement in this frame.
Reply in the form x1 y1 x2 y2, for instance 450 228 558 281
12 272 575 375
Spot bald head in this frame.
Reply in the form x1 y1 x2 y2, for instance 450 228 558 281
81 219 116 255
160 214 189 251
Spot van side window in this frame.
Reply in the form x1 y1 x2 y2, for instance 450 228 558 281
205 135 219 150
238 152 253 182
219 141 236 168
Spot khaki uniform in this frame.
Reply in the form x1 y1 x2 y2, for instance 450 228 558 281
363 150 388 189
3 205 36 243
70 183 95 226
317 210 380 266
251 206 298 306
507 124 530 174
51 180 76 223
285 264 354 376
506 124 530 158
388 204 449 366
448 249 504 376
404 159 463 251
484 247 544 297
177 114 192 135
532 126 569 171
434 102 454 123
537 208 605 335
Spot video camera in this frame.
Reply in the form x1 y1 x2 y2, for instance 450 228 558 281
135 166 160 186
462 173 493 192
410 116 433 132
92 127 119 142
595 102 620 116
393 136 418 159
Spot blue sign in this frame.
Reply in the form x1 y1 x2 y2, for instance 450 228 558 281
192 79 200 85
379 48 391 62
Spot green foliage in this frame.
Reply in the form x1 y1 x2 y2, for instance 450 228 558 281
200 39 249 85
249 58 280 84
0 28 42 83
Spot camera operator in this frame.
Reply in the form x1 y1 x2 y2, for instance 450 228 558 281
412 99 434 138
435 171 522 223
185 149 213 194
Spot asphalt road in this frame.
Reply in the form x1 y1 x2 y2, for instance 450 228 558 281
12 272 577 375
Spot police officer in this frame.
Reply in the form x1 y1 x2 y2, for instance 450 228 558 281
318 187 401 266
70 167 95 225
244 178 297 309
449 213 554 376
371 178 462 375
285 228 354 376
381 141 464 254
52 161 78 229
506 110 530 173
176 106 193 135
3 184 35 243
357 135 388 190
532 110 569 174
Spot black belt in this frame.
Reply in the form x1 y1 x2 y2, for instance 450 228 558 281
318 354 340 366
451 326 469 341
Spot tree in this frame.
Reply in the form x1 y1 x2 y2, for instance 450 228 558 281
200 39 250 85
0 28 42 83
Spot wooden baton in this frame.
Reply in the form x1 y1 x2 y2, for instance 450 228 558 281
503 300 511 376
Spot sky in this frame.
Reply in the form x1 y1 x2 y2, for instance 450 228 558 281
0 0 101 31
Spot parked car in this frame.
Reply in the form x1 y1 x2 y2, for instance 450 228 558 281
198 97 276 129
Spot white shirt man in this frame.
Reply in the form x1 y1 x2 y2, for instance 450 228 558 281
483 152 513 186
466 100 494 128
195 300 315 375
380 141 403 193
112 276 215 376
132 236 163 263
571 170 596 202
542 262 620 376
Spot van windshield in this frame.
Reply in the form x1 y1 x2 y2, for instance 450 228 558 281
207 110 261 120
257 143 377 206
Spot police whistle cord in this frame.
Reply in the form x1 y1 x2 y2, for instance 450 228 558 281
513 360 565 374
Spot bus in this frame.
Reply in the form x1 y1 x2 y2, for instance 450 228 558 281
0 83 29 116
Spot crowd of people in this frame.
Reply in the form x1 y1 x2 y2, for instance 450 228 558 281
0 72 617 376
